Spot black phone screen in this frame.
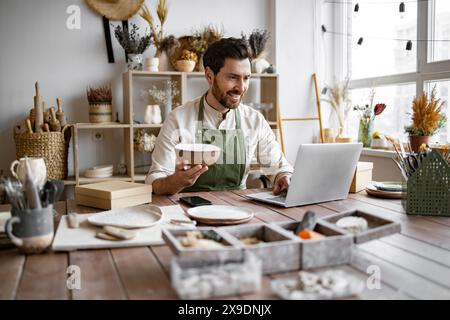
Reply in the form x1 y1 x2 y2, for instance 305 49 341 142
179 196 212 207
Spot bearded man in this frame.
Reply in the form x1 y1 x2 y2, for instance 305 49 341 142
146 38 292 195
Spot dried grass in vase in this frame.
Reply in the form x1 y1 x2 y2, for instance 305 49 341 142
405 87 447 137
87 85 112 105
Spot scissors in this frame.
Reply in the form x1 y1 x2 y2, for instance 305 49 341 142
404 153 420 174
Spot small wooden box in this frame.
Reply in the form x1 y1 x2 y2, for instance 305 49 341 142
221 223 300 274
161 227 243 262
75 181 152 210
322 209 401 244
272 221 353 270
350 161 373 193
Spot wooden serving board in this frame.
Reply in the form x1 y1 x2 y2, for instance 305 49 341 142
52 205 192 251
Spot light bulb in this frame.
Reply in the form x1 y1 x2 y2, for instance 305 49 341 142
353 3 360 18
399 2 405 19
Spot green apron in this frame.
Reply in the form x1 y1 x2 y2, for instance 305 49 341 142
183 95 247 192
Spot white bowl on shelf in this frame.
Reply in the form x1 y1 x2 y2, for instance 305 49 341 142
84 165 114 178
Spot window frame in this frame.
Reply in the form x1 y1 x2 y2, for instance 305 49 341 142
340 0 450 97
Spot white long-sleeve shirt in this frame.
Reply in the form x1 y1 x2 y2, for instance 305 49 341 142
145 96 293 186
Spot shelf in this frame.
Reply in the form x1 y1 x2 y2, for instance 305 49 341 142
133 124 163 129
75 123 130 129
268 121 278 127
134 174 147 182
130 70 183 77
62 176 77 185
77 175 133 185
127 70 278 78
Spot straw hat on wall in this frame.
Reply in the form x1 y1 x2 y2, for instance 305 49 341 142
86 0 145 20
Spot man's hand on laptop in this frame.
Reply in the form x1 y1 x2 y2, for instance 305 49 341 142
272 173 291 195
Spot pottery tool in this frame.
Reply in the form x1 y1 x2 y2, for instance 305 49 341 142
67 213 79 229
49 107 61 132
392 158 409 180
43 123 50 132
26 118 33 134
294 210 317 235
24 166 41 210
34 82 43 133
43 102 51 124
56 98 67 127
103 226 137 240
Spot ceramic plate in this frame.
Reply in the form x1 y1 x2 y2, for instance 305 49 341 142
187 205 254 225
366 184 405 199
87 204 163 229
373 181 406 192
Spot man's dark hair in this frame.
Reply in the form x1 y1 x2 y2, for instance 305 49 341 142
203 37 252 74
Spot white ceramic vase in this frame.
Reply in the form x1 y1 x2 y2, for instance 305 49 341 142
146 57 159 72
251 58 270 74
144 105 162 124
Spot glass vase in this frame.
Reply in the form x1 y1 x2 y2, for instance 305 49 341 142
358 118 374 148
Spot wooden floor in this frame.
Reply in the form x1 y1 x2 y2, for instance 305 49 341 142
1 189 450 300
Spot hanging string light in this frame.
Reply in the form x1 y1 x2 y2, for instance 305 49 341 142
321 24 450 53
406 40 413 50
354 3 360 17
399 2 405 19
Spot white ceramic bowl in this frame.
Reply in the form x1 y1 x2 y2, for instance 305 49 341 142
175 143 221 166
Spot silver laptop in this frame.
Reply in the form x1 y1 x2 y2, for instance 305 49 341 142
247 143 363 207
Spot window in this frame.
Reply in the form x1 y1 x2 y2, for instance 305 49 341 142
351 0 417 78
348 83 416 141
429 0 450 62
339 0 450 143
425 79 450 143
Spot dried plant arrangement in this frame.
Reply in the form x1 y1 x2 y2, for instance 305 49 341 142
243 29 270 59
113 23 151 55
190 24 224 56
140 0 170 57
405 87 447 136
322 78 352 131
87 85 112 105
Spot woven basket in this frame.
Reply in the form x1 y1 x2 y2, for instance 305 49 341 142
13 125 71 180
89 104 112 123
404 150 450 216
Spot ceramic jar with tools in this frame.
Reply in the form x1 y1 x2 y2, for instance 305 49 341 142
5 205 54 254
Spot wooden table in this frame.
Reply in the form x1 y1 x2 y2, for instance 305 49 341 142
1 189 450 300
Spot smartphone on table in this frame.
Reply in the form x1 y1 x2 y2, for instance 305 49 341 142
179 196 212 207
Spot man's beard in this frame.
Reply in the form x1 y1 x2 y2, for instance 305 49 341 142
211 79 243 110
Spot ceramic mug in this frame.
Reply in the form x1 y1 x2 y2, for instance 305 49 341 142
5 205 54 254
10 157 47 189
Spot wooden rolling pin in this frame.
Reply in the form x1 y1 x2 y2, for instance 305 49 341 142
43 102 51 124
34 82 43 133
49 107 61 131
56 98 67 127
26 118 33 134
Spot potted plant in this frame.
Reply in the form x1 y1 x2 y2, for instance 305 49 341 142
140 0 178 71
242 29 270 73
353 90 387 147
113 23 152 70
405 88 447 152
87 85 113 123
174 49 198 72
190 25 224 71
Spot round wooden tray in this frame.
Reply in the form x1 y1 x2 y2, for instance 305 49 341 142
365 184 405 199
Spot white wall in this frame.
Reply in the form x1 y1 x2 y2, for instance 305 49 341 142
275 0 330 164
0 0 273 176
